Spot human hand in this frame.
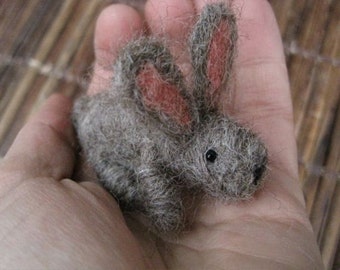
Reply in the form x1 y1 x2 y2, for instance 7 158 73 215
0 0 324 269
0 94 154 268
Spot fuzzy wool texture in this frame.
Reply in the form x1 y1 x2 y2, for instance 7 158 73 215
72 3 268 234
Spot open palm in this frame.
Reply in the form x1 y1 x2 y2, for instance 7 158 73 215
0 0 323 269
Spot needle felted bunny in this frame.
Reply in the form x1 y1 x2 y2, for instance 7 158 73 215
72 3 267 234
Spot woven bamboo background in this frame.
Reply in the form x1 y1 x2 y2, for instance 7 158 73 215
0 0 339 269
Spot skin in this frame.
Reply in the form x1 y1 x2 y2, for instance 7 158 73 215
0 0 324 269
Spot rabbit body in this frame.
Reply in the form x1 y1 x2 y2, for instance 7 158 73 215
74 88 189 232
73 3 268 233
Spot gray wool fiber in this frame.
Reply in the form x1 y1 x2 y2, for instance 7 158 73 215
72 3 268 234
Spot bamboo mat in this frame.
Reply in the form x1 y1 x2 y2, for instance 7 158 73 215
0 0 339 269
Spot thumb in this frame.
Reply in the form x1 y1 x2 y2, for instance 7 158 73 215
3 94 76 180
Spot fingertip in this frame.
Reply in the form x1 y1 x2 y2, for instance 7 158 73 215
44 93 73 115
32 93 75 147
144 0 195 76
90 4 144 95
145 0 194 38
235 0 285 63
94 4 144 64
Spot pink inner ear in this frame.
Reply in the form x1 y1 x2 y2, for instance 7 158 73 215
137 64 191 127
207 20 229 97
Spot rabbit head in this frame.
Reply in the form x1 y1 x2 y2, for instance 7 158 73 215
182 117 267 200
180 3 268 199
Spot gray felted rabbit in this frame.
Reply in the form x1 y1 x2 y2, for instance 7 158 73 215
72 3 267 234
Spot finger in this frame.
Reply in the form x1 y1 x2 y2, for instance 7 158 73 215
89 4 144 95
233 1 292 128
232 0 299 190
3 94 76 180
145 0 195 75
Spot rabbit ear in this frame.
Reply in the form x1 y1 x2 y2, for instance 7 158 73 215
115 38 196 135
190 3 237 113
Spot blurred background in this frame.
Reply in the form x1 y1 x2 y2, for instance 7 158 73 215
0 1 339 268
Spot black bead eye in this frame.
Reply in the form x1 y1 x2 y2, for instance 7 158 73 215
205 149 218 163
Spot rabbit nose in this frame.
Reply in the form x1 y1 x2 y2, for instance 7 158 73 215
253 164 266 185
